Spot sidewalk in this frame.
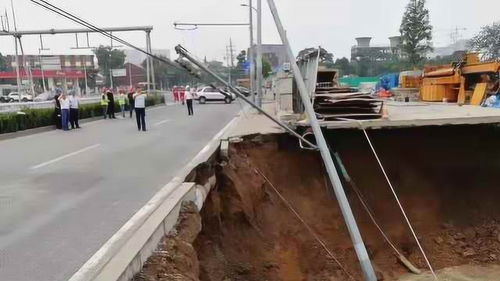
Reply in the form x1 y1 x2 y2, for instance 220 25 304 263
225 98 284 139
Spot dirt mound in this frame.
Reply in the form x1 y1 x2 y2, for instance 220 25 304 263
133 202 202 281
195 127 500 281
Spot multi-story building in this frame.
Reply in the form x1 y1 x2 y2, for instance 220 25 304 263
0 55 96 94
351 36 403 62
5 55 95 71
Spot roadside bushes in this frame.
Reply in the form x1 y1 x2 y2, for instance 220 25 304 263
0 95 165 134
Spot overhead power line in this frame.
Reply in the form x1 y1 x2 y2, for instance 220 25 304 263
29 0 185 71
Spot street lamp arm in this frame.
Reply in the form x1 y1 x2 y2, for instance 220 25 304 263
241 4 258 12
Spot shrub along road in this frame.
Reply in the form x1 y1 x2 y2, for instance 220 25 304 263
0 102 240 281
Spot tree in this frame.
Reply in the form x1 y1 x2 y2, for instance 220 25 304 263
468 22 500 60
142 55 172 89
262 58 272 78
333 57 353 76
93 45 126 86
0 52 7 71
234 50 248 80
400 0 433 65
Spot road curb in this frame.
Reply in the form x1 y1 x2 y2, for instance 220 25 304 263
68 111 242 281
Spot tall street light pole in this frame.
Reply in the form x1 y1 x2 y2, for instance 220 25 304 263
256 0 263 108
241 2 256 103
248 1 255 103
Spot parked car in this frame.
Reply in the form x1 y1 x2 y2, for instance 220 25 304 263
8 92 33 102
234 86 251 97
34 91 56 102
195 87 235 104
0 95 9 103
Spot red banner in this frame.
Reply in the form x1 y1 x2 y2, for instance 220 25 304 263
0 70 86 79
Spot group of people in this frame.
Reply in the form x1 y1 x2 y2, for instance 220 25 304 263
100 88 148 131
55 91 81 131
54 87 148 132
54 85 198 133
173 85 195 116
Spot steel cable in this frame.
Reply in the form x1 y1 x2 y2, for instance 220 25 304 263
254 168 356 281
358 123 439 280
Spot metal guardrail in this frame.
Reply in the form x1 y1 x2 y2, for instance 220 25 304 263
0 96 101 113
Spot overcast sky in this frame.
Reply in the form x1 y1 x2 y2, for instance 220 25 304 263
0 0 499 64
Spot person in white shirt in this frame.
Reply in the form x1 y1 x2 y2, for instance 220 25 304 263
133 89 147 131
185 85 194 116
69 92 81 129
58 93 71 131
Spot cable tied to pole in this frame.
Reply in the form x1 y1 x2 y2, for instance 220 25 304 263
254 168 356 281
354 119 439 280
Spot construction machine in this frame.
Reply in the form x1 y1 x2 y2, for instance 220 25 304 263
421 53 500 105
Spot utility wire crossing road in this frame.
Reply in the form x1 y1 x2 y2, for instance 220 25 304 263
0 103 240 281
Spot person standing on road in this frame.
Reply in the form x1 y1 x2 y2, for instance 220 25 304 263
106 90 116 119
180 86 186 105
54 91 62 129
118 91 127 118
58 93 70 131
127 89 135 118
101 92 109 119
133 89 147 131
185 85 194 116
173 86 179 104
69 92 81 129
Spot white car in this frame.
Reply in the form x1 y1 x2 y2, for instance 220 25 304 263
195 87 235 104
8 92 33 102
34 91 57 102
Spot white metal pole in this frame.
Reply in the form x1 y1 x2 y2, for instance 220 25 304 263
148 32 156 91
40 52 46 92
145 31 151 93
83 61 88 95
17 37 35 98
109 70 114 89
266 1 377 280
14 37 21 101
129 63 132 88
256 0 263 107
249 0 255 103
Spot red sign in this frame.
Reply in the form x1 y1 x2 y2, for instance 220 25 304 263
0 70 86 79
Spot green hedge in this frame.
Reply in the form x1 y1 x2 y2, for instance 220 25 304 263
0 95 165 134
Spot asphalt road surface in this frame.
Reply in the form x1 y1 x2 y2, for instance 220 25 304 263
0 102 240 281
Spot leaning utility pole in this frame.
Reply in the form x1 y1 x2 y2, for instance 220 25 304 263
266 0 377 280
256 0 263 107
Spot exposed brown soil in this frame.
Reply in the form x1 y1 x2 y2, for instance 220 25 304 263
133 202 202 281
137 125 500 281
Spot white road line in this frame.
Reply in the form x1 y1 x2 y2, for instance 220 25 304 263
153 119 171 127
30 144 101 170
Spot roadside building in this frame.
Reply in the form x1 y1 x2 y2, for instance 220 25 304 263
0 54 96 94
113 63 146 88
